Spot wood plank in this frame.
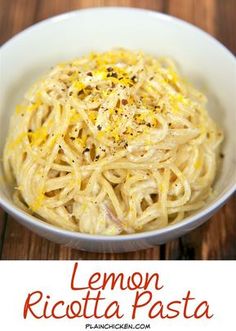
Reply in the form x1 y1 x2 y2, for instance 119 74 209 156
167 0 216 34
216 0 236 54
34 0 166 22
0 0 39 44
1 218 59 260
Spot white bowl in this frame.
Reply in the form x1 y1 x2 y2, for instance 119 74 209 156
0 7 236 253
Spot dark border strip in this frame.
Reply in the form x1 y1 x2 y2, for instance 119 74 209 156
160 244 166 260
0 213 8 259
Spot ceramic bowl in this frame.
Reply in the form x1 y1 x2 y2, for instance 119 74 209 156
0 7 235 252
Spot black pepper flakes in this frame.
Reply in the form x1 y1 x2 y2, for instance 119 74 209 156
121 99 128 106
83 148 90 153
220 153 224 158
107 67 113 72
87 72 93 76
111 72 118 78
97 125 102 131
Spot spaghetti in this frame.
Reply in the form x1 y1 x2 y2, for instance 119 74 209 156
3 49 223 235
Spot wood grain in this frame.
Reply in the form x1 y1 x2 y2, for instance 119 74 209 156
0 209 7 257
0 0 235 260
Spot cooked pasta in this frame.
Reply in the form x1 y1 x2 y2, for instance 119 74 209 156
3 49 223 235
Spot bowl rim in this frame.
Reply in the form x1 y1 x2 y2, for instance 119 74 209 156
0 7 235 242
1 6 236 63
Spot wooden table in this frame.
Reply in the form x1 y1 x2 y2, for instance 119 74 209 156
0 0 235 260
